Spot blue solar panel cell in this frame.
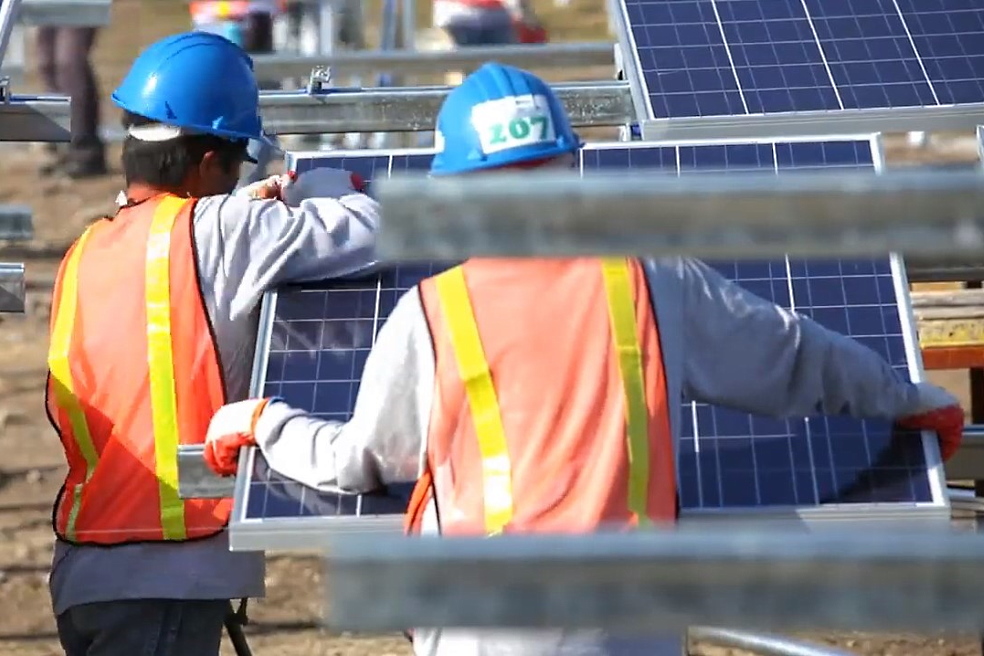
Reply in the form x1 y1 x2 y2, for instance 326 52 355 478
616 0 984 119
241 139 940 530
894 0 984 105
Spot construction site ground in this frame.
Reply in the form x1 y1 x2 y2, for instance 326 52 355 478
1 1 982 654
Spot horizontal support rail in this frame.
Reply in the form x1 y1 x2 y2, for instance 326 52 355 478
0 95 71 142
16 0 111 26
942 425 984 481
642 103 984 142
259 81 633 134
253 42 615 80
0 204 33 241
906 256 984 283
323 527 984 633
0 262 26 313
374 170 984 260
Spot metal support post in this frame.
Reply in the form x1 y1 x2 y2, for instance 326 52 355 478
258 81 632 134
322 528 984 633
373 169 984 261
0 88 72 142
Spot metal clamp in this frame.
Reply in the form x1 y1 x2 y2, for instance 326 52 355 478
307 66 334 95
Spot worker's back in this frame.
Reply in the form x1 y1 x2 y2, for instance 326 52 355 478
407 257 678 537
408 258 681 654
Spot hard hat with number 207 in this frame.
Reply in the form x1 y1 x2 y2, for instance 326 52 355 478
430 62 582 176
112 31 271 145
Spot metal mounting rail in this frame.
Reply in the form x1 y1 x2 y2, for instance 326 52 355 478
0 263 25 313
943 425 984 481
253 42 616 79
374 169 984 260
0 94 71 142
258 81 633 134
16 0 112 26
641 104 984 142
322 527 984 633
906 256 984 283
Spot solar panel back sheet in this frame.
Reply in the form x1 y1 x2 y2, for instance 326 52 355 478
610 0 984 121
228 136 949 552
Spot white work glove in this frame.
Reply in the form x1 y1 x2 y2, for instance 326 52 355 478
235 173 295 200
203 398 276 476
896 382 964 461
280 168 368 206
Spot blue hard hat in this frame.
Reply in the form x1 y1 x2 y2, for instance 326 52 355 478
430 62 582 176
112 31 270 144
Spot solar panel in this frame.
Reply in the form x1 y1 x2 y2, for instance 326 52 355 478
228 136 948 551
612 0 984 120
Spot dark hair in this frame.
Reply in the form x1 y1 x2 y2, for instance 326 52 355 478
120 111 249 187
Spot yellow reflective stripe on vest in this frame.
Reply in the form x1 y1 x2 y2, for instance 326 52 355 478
601 258 651 524
48 228 99 541
434 266 514 535
146 196 189 540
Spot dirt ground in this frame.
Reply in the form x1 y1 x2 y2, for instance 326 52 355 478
0 1 982 654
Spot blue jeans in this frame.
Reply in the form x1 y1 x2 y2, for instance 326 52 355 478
56 599 229 656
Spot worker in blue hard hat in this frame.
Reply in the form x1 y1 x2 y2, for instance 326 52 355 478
45 30 378 656
203 62 966 656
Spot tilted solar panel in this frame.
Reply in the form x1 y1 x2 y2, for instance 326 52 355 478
227 136 947 551
612 0 984 120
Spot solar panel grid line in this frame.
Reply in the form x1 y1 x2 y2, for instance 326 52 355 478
611 0 984 123
230 138 948 552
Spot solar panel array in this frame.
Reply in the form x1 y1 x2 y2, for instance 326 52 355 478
614 0 984 120
227 137 947 551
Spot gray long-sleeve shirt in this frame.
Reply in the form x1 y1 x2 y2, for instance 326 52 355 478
249 256 924 656
49 184 380 616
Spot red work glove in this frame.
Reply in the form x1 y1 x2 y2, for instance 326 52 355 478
895 382 964 461
203 398 276 476
280 168 368 205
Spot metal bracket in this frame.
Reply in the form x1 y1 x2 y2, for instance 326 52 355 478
306 66 334 94
178 445 234 500
17 0 112 27
0 204 34 241
0 76 9 103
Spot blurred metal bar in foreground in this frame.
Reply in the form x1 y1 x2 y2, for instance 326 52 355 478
178 445 233 500
259 81 632 134
0 93 71 142
324 528 984 633
374 170 984 260
253 42 615 80
688 627 857 656
17 0 112 27
0 262 26 313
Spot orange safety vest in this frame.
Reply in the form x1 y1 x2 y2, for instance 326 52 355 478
46 195 231 546
405 257 678 536
189 0 284 21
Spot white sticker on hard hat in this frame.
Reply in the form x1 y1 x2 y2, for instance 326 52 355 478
470 94 556 156
434 129 446 153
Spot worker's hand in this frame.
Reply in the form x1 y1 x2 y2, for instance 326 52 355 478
203 398 275 476
281 168 368 206
235 173 295 200
896 382 964 461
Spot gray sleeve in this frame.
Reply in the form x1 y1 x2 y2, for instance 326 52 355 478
672 257 920 420
253 289 434 492
192 191 379 321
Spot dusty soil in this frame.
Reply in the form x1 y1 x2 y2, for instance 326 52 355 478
0 1 982 654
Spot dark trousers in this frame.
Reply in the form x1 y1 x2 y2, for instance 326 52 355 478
35 26 104 154
56 599 228 656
